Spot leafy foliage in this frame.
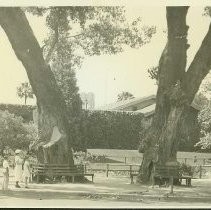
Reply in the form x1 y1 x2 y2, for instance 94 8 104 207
24 6 156 117
17 82 34 105
194 92 209 108
25 7 156 57
0 103 35 123
117 91 134 101
51 61 82 118
197 103 211 149
0 110 38 155
195 78 211 150
147 66 159 83
179 163 194 176
74 110 145 151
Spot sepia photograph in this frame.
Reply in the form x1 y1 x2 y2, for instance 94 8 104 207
0 0 211 208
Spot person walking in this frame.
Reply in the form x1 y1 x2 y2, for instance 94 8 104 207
14 149 23 188
2 154 9 191
22 154 31 188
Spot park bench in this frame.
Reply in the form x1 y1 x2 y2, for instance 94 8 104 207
32 164 94 183
130 172 139 184
130 165 193 186
152 165 192 193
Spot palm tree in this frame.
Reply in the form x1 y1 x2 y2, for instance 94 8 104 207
17 82 34 105
117 91 134 101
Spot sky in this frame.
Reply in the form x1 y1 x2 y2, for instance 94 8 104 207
0 6 210 107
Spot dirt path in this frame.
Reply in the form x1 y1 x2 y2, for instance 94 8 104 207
0 174 211 208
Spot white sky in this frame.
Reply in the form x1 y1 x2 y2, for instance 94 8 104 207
0 7 210 106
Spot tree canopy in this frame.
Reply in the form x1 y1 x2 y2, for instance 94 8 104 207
23 7 156 119
25 7 156 113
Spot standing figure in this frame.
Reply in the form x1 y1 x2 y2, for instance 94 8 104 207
14 149 23 188
2 154 9 191
22 155 31 188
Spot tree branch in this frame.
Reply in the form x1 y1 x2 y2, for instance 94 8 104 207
158 7 189 89
184 23 211 102
151 7 189 129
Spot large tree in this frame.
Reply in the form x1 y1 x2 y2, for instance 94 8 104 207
139 7 211 182
0 7 155 165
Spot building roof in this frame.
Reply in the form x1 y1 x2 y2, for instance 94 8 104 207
95 94 201 117
96 95 156 111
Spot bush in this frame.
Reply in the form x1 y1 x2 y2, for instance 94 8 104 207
0 103 35 122
0 110 38 155
179 163 194 176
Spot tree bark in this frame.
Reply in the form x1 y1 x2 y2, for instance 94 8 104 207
139 7 189 182
0 8 74 165
139 6 211 183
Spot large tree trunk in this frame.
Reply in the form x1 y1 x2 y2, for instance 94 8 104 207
0 8 74 165
139 6 211 183
139 7 189 182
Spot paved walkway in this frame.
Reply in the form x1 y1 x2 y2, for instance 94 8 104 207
0 174 211 208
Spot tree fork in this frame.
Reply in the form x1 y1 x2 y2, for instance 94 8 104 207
138 7 189 183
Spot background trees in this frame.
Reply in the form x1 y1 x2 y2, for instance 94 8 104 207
195 74 211 151
0 110 38 155
17 82 34 105
117 91 134 101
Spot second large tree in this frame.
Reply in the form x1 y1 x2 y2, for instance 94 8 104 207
140 7 211 182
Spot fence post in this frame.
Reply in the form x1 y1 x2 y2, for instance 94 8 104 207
203 159 206 165
199 165 202 179
184 158 187 164
124 157 127 164
129 165 132 177
84 164 86 173
170 176 174 194
106 164 109 177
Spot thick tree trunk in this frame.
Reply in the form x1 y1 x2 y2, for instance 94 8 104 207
0 8 74 165
139 6 211 183
139 7 189 182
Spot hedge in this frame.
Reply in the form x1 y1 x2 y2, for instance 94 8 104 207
0 103 199 152
75 110 145 150
0 103 35 122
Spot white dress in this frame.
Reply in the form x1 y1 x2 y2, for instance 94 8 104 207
3 160 9 174
22 160 31 178
14 155 23 182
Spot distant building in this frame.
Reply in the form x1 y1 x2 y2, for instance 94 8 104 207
95 94 200 117
80 92 95 110
95 95 156 117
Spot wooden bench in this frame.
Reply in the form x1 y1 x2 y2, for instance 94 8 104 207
130 166 193 187
130 172 139 184
152 165 192 193
32 164 94 183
